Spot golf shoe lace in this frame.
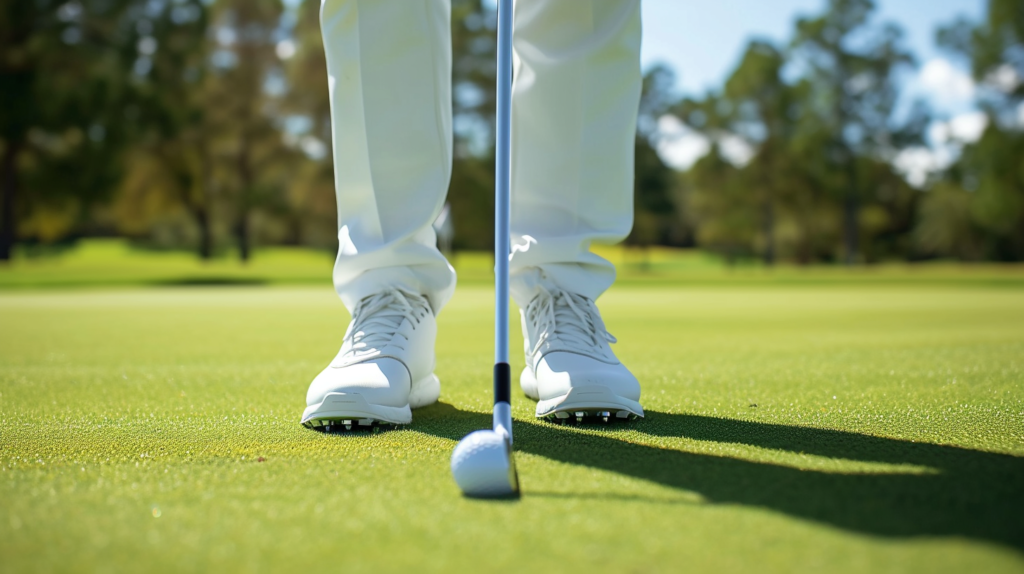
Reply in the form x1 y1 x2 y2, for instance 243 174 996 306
525 287 616 358
342 288 431 359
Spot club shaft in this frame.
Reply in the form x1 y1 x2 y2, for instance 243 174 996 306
494 0 513 371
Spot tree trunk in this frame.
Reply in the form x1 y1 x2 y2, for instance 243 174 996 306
758 141 777 266
837 94 859 266
196 142 214 260
195 207 213 260
843 160 859 265
0 140 21 261
236 136 252 264
843 193 858 265
237 209 250 263
762 193 775 266
289 215 302 246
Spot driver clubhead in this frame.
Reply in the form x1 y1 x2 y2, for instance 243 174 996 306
450 429 519 498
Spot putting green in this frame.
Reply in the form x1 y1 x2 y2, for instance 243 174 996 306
1 283 1022 572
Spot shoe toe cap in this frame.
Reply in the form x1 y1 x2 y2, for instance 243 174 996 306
306 358 411 408
535 352 640 401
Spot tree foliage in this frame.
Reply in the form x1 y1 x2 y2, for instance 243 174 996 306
2 0 1022 264
924 0 1024 261
1 0 138 257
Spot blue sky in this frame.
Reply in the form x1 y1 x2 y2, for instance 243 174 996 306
641 0 984 104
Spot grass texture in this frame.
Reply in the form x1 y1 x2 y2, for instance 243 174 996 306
1 281 1023 573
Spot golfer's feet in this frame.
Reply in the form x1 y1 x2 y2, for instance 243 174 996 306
520 287 643 422
301 288 440 429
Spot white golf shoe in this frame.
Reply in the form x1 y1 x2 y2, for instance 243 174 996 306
302 288 440 429
520 287 643 422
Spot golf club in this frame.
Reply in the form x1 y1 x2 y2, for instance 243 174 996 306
450 0 519 499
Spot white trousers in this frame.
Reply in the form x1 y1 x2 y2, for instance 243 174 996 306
321 0 641 313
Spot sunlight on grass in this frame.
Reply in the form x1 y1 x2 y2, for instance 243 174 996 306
1 282 1023 572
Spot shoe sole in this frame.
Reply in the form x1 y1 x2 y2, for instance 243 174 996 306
534 384 644 423
300 374 440 430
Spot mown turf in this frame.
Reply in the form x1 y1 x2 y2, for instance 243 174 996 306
1 282 1023 573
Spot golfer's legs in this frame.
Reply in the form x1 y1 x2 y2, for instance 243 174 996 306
508 0 642 306
321 0 455 313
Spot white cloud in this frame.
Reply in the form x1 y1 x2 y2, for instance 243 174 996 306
137 36 157 56
894 145 956 188
899 111 987 189
985 63 1021 94
653 115 757 170
927 121 950 145
1018 101 1024 128
286 131 328 160
57 2 83 22
918 58 976 109
654 115 711 171
949 111 988 142
276 40 296 60
300 136 327 160
210 49 237 69
927 111 988 146
215 27 237 47
718 133 754 167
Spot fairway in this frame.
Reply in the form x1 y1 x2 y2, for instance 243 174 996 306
1 282 1023 573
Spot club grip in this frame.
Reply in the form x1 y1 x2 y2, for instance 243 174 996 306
494 362 511 405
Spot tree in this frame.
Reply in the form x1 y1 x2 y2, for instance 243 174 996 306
278 0 337 249
722 40 795 264
673 63 782 263
670 12 921 266
930 0 1024 260
1 0 136 259
116 0 295 261
914 181 986 260
205 0 290 262
115 0 218 258
790 0 914 264
684 144 756 264
626 64 681 261
446 0 501 251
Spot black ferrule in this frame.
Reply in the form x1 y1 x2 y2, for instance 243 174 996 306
494 362 511 404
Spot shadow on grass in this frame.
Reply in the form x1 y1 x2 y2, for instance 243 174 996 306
413 402 1024 551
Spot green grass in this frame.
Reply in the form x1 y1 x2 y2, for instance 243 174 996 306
1 280 1023 573
0 239 335 289
5 238 1024 289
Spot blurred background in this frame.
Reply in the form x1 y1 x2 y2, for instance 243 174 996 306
1 0 1022 275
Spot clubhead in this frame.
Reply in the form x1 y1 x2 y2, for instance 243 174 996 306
450 429 519 498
